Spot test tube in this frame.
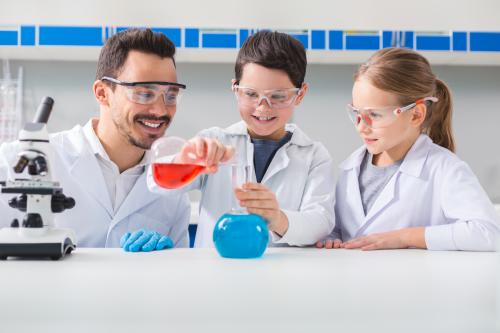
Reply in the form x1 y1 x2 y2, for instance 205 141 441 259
231 164 250 214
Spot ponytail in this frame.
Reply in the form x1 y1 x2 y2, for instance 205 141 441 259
424 79 455 152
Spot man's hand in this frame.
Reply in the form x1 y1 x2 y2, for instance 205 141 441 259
120 229 174 252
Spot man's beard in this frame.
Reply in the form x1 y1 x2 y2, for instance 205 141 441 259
113 113 171 150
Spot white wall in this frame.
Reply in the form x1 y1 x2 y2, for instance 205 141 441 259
1 0 500 30
10 59 500 203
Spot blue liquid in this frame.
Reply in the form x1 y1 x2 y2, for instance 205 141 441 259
213 213 269 259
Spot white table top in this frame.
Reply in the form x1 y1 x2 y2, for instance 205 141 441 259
0 248 498 333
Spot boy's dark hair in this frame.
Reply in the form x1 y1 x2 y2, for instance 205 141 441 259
96 28 176 83
234 31 307 88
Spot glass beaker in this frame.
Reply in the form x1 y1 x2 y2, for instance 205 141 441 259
213 163 269 259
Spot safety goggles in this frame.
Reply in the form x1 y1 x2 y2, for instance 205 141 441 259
347 97 438 129
232 84 301 110
101 76 186 106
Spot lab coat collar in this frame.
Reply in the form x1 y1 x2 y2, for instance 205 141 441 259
66 120 160 222
224 121 314 147
111 172 161 225
224 121 314 183
82 119 152 170
67 122 114 218
398 134 432 178
83 119 110 162
339 134 431 179
339 134 433 234
339 145 366 171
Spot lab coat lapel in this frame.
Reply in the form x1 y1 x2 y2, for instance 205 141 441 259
261 146 289 183
340 147 366 229
226 121 258 182
356 134 431 235
362 171 398 224
111 172 161 224
68 146 114 219
261 125 311 183
346 167 367 222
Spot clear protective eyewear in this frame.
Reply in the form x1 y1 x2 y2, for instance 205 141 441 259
232 84 301 109
101 76 186 106
347 97 438 129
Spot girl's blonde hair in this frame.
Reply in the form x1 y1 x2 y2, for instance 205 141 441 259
354 47 455 152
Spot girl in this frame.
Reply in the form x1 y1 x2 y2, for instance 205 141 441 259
318 47 500 251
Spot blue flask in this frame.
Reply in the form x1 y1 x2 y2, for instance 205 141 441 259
213 212 268 258
213 164 269 258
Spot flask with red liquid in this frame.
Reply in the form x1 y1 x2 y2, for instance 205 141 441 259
151 136 206 189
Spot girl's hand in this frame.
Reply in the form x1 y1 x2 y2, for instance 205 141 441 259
316 239 343 249
343 227 426 250
234 182 289 236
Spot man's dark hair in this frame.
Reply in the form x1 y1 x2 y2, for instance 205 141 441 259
96 28 176 83
234 31 307 88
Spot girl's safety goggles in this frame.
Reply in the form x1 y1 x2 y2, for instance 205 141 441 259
347 97 438 129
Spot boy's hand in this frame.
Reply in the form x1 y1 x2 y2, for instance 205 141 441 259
316 239 343 249
235 182 289 236
175 137 234 173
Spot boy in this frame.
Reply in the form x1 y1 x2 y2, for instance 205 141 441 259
148 31 335 248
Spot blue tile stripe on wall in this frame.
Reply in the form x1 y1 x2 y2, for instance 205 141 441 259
185 28 200 48
201 30 237 48
39 26 103 46
416 33 451 51
470 32 500 51
345 31 380 50
328 30 343 50
20 26 36 46
290 32 308 49
0 25 500 52
0 29 18 45
311 30 326 50
453 32 467 51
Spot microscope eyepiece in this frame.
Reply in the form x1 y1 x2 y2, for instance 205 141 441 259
33 97 54 124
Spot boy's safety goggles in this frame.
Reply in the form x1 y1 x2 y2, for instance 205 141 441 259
232 84 301 110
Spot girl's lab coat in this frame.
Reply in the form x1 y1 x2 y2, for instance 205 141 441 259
0 123 190 248
148 121 335 248
333 134 500 251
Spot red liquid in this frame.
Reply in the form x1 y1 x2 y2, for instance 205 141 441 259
152 163 205 189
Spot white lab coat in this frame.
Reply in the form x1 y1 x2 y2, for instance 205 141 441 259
332 134 500 251
148 121 335 248
0 124 190 248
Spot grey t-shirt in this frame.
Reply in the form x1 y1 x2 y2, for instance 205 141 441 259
252 131 293 183
359 152 402 215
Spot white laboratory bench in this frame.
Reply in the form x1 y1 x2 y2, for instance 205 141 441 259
0 248 498 333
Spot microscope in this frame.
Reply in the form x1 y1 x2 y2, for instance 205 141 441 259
0 97 76 260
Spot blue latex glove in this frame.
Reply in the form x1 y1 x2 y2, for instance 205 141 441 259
120 229 174 252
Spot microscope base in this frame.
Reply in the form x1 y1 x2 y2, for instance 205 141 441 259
0 227 76 260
